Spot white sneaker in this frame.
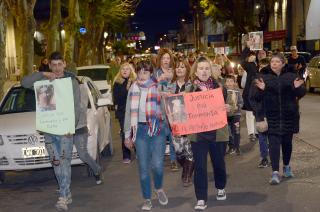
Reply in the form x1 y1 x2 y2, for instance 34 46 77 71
216 189 227 200
156 189 168 205
55 197 68 211
141 199 152 211
194 200 207 210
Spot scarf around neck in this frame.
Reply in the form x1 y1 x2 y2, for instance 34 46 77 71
129 78 162 141
193 77 216 91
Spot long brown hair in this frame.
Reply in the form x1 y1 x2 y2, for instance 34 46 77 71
172 57 191 83
156 48 174 69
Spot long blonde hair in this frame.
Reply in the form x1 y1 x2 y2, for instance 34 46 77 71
113 62 136 85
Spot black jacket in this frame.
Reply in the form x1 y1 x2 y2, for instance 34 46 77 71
113 78 130 121
241 47 258 111
250 65 306 135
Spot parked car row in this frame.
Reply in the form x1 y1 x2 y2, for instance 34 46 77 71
0 76 113 182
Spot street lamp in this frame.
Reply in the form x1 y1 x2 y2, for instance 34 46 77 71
181 18 186 22
130 13 135 16
255 4 260 9
104 32 108 39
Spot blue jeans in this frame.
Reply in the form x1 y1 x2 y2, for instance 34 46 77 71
74 129 101 175
258 132 269 159
44 134 73 198
135 123 166 199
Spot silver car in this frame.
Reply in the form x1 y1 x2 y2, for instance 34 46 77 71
305 56 320 92
0 76 113 182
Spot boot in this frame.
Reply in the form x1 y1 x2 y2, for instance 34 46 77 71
176 157 185 167
183 160 194 187
177 157 186 182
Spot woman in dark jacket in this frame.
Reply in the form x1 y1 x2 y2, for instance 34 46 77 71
241 47 259 141
250 53 306 185
113 62 136 163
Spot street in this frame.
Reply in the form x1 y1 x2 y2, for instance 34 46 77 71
0 93 320 212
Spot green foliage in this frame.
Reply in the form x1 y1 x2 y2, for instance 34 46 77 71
200 0 257 47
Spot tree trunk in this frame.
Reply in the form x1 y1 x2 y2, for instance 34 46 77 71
78 2 104 66
47 0 62 56
64 0 80 72
20 14 36 76
0 2 8 98
6 0 36 77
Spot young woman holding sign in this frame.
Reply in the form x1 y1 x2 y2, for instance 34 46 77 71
189 56 229 210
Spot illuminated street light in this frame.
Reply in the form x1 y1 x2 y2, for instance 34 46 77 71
164 34 167 37
104 32 108 38
160 38 163 41
130 13 135 16
255 4 260 9
181 18 186 22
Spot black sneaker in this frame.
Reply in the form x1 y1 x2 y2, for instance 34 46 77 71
258 159 269 168
226 148 236 154
249 134 256 142
236 148 241 155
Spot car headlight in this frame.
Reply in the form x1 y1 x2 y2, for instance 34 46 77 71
0 136 4 145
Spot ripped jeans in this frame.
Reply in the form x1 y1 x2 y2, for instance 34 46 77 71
44 134 73 198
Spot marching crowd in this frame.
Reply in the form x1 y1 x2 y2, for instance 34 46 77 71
21 38 306 211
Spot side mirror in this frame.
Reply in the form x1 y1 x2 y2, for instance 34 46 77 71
97 97 113 107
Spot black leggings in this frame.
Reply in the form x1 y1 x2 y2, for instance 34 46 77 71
268 133 293 172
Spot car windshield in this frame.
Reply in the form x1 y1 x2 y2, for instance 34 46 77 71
0 87 36 114
78 68 108 81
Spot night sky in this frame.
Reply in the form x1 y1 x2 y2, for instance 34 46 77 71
133 0 190 47
34 0 190 47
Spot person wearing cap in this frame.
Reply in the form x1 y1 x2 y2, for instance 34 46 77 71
288 46 306 79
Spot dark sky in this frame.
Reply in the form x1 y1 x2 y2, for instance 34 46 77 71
133 0 190 47
34 0 190 47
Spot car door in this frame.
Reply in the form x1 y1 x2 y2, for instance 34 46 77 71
308 58 317 87
315 58 320 87
86 81 109 153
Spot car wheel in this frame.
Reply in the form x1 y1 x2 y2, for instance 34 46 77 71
306 78 315 93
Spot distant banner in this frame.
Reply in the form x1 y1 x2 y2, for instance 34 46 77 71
164 88 227 136
249 31 263 50
34 78 75 135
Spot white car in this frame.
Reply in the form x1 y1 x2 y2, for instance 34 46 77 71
77 65 113 105
0 76 113 181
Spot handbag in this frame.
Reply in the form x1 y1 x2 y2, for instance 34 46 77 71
256 117 268 133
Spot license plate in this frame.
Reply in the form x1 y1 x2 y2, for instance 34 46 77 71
22 147 46 158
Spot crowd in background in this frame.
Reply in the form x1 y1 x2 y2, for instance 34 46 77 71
111 42 306 210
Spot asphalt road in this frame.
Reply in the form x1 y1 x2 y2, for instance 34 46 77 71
0 94 320 212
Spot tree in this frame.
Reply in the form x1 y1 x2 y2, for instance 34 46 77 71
46 0 62 56
77 0 140 65
5 0 36 77
200 0 256 51
0 1 8 98
63 0 81 72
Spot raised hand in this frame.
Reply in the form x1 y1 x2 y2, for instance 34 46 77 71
294 78 304 88
124 138 134 149
42 72 57 80
255 78 265 90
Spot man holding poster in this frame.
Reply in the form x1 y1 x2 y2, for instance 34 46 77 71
21 52 81 211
